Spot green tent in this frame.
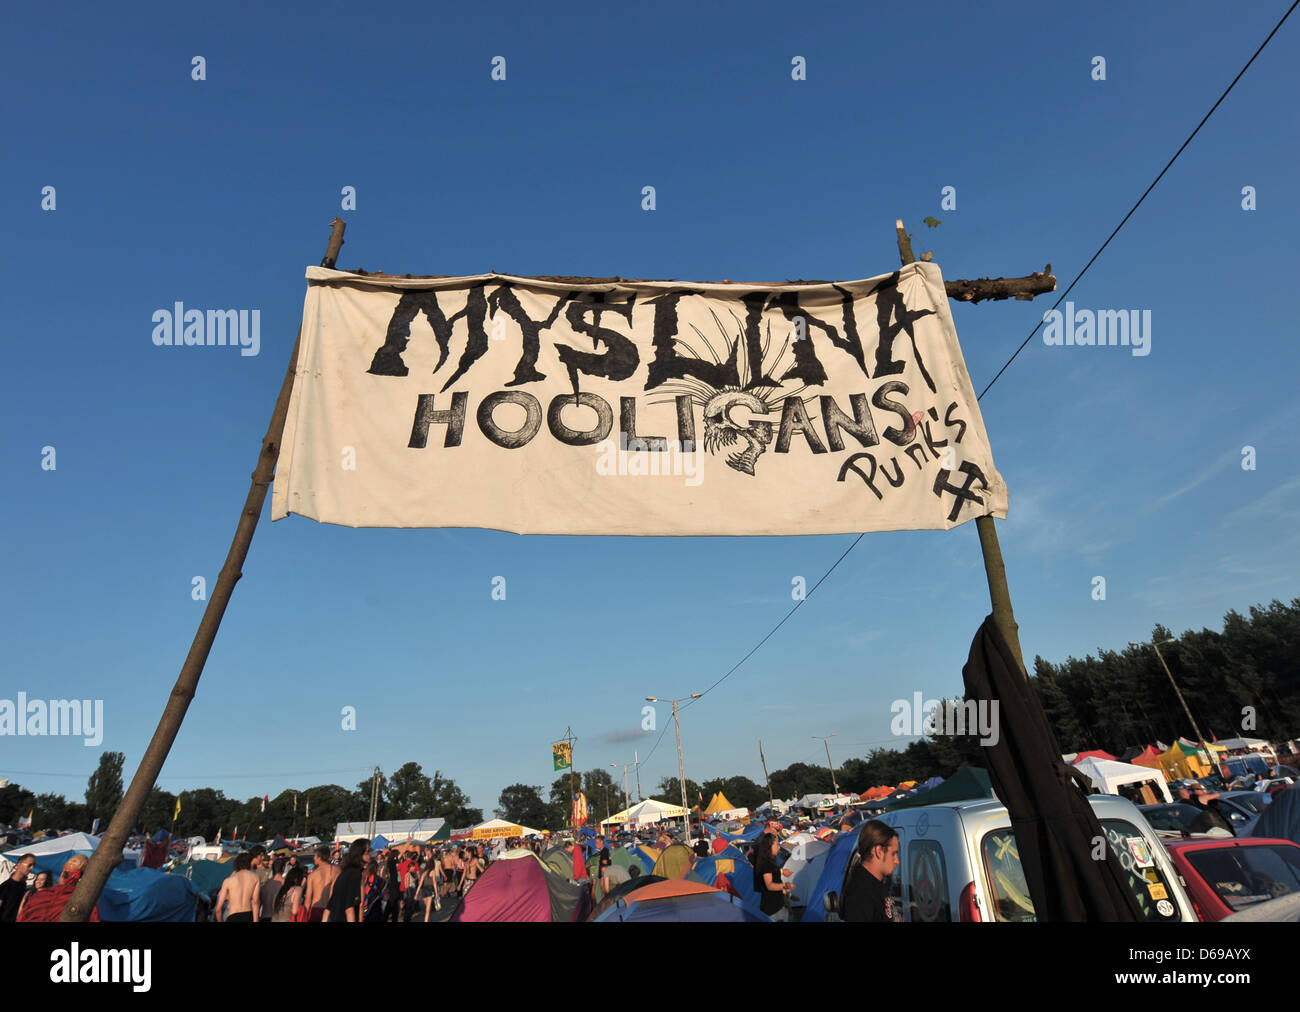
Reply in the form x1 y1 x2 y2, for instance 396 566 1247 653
170 859 233 898
884 767 993 811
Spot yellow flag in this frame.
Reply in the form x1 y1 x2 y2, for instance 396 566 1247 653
173 798 182 821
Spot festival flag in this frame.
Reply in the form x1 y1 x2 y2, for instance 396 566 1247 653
305 799 310 820
90 817 100 835
17 810 32 830
173 798 182 821
572 791 589 827
552 741 572 771
233 826 239 841
261 794 268 813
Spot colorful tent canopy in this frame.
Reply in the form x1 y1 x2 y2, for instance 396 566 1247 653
451 851 589 922
1128 745 1164 770
884 766 993 811
651 843 696 880
460 818 542 840
1071 749 1118 764
593 878 771 922
703 792 736 815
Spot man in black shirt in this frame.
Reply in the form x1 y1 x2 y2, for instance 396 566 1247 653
840 821 900 922
0 854 35 922
324 840 368 922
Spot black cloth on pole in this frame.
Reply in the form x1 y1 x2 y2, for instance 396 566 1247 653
961 614 1143 922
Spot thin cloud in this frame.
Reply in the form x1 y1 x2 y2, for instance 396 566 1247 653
598 727 654 744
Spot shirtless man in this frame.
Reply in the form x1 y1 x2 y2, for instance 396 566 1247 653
215 853 260 922
302 844 338 922
440 847 458 900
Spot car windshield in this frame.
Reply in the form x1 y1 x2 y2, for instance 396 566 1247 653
1185 844 1300 912
1224 793 1266 815
980 819 1182 922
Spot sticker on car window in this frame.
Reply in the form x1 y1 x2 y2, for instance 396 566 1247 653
1126 837 1154 869
1147 882 1168 901
1156 899 1174 917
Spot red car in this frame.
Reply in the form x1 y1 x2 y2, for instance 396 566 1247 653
1162 836 1300 921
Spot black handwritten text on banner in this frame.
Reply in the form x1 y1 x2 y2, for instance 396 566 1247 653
272 263 1007 535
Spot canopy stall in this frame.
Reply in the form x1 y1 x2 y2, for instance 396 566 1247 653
1072 757 1172 803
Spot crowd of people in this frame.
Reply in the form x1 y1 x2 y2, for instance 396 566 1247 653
2 816 905 923
211 836 546 922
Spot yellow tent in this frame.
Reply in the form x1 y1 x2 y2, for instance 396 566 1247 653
703 792 736 815
1157 745 1212 781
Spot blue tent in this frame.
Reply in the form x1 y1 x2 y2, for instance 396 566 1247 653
799 824 865 923
100 866 202 922
625 845 660 873
703 822 765 844
370 835 390 850
594 888 771 922
691 845 762 913
150 829 171 843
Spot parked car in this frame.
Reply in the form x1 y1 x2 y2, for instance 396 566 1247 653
1140 802 1236 837
1162 836 1300 921
837 794 1196 922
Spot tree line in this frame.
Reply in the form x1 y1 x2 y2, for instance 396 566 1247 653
0 759 482 842
6 599 1296 840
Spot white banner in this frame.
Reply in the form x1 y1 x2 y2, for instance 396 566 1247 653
272 262 1007 535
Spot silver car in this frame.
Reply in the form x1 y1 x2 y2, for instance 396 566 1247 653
857 794 1196 922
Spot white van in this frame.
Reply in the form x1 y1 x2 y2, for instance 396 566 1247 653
840 794 1196 922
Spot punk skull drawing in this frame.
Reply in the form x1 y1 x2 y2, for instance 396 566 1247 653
702 389 775 476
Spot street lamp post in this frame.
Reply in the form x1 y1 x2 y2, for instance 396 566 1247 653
1130 638 1213 775
646 693 702 843
813 733 840 795
610 763 630 813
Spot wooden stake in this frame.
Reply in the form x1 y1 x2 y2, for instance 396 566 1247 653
61 219 348 921
894 219 1029 677
759 739 775 812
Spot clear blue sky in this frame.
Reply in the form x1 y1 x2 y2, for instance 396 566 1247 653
3 1 1297 821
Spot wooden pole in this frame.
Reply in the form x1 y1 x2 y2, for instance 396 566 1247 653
893 219 1029 677
61 219 348 921
759 739 775 812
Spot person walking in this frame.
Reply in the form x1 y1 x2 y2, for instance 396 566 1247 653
383 854 402 922
273 866 306 922
840 820 901 922
458 848 483 896
417 859 442 921
753 832 793 921
323 840 367 923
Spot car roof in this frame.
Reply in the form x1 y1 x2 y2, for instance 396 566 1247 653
1161 836 1298 852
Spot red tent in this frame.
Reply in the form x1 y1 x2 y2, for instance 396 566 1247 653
1071 749 1118 764
450 853 589 923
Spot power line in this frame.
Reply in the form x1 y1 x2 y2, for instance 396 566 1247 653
634 9 1299 791
977 0 1298 400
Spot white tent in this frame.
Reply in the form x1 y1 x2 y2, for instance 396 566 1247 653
606 798 688 828
2 832 139 873
1074 757 1172 803
452 818 542 841
333 818 446 844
